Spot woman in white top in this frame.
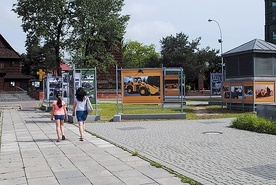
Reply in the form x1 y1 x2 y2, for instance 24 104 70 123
72 87 88 141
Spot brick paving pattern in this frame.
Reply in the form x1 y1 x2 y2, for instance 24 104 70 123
85 119 276 185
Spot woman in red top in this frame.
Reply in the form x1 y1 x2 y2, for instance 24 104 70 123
50 92 68 142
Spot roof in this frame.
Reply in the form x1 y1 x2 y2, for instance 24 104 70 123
4 73 34 80
222 39 276 57
60 62 72 71
0 34 21 59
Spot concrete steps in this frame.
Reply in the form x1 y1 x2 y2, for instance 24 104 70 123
0 91 34 102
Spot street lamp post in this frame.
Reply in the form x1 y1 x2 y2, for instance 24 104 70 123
208 19 224 81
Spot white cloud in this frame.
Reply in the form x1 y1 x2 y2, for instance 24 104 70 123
0 0 26 54
0 0 266 54
123 0 265 53
123 3 158 20
125 21 175 47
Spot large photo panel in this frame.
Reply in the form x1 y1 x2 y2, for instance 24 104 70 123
210 73 223 95
230 83 243 103
47 76 62 100
164 75 181 96
122 69 163 104
244 81 253 103
222 82 230 102
254 82 274 103
81 69 96 104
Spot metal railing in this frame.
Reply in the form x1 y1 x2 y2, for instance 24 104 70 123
15 86 26 93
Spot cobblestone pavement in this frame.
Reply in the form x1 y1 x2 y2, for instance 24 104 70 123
85 119 276 185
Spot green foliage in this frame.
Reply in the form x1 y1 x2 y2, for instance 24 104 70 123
97 103 117 121
197 47 221 86
123 41 161 68
97 103 182 122
186 85 191 91
176 174 200 185
160 32 201 87
96 103 252 122
230 114 276 135
161 32 198 67
160 32 220 89
13 0 130 75
13 0 68 75
150 161 162 168
197 47 220 73
132 151 138 156
21 41 57 76
68 0 130 72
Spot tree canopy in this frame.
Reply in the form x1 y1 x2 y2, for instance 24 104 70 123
160 32 220 88
13 0 221 90
122 33 221 89
68 0 130 71
123 41 160 68
13 0 129 75
13 0 69 76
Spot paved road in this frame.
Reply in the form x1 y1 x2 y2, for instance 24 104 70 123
0 104 185 185
85 119 276 185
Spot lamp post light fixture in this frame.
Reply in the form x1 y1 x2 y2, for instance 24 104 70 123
208 19 224 81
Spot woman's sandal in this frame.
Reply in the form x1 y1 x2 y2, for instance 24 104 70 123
80 138 84 141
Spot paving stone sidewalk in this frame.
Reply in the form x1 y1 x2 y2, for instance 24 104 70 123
0 108 185 185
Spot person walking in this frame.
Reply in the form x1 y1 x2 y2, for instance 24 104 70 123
50 92 68 142
72 87 88 141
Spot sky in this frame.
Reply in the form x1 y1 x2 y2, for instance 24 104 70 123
1 0 265 55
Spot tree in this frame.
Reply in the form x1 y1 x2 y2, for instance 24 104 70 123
196 47 221 88
123 41 160 68
13 0 69 76
160 32 200 87
160 32 199 66
20 39 42 76
160 32 220 89
13 0 129 77
67 0 130 73
21 38 56 77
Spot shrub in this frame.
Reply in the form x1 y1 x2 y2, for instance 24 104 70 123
230 114 276 135
186 85 191 91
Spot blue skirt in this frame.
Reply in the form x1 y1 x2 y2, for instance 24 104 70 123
76 111 88 122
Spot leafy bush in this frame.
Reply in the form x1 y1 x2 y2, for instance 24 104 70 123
230 114 276 135
186 85 191 91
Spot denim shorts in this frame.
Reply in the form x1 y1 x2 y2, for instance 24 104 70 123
54 115 65 120
76 111 88 122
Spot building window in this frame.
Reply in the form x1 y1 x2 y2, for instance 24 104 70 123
255 54 273 76
268 24 276 41
272 12 276 20
10 81 15 87
273 32 276 40
0 62 3 69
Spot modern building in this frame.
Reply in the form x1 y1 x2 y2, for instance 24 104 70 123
265 0 276 44
221 39 276 110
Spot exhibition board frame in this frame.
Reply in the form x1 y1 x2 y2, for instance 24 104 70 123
43 67 98 116
210 73 223 96
115 66 185 115
72 68 98 115
221 80 275 110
